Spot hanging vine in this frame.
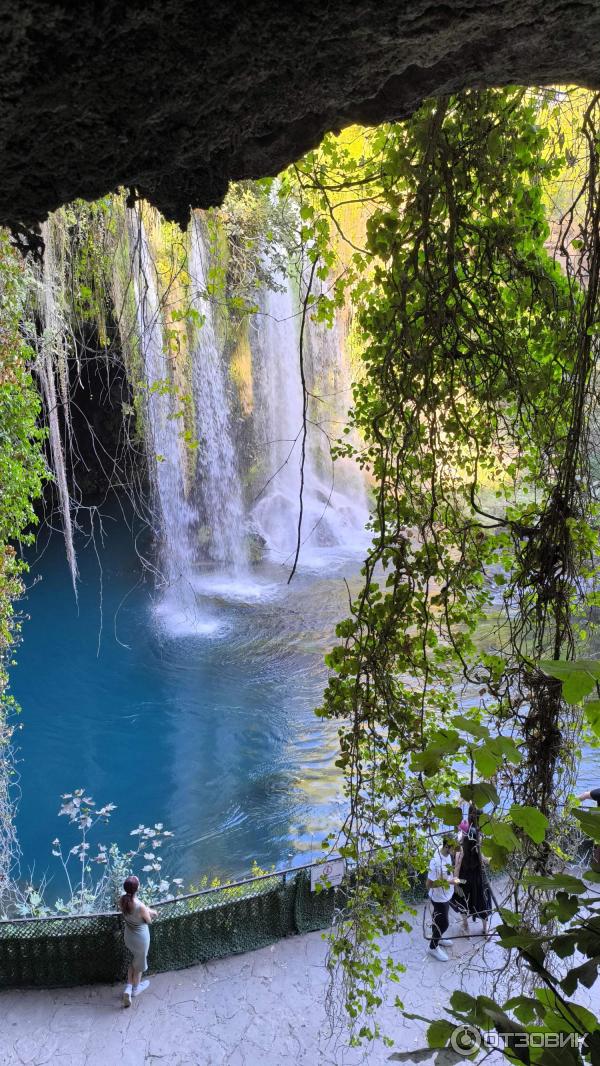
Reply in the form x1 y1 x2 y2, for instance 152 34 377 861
0 233 47 907
284 88 600 1050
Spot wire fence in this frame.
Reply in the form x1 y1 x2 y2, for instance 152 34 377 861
11 820 565 990
0 861 353 989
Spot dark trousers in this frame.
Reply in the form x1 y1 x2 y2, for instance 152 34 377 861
430 900 449 949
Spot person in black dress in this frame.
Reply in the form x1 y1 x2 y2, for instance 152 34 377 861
453 805 492 935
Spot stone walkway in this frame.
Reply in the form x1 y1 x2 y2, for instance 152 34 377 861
0 903 535 1065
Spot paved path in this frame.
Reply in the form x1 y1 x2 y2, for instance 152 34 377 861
0 904 528 1066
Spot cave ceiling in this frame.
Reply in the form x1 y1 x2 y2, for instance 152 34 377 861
2 1 599 233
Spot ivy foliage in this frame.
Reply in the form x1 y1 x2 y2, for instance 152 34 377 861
283 88 600 1055
0 231 46 897
0 233 46 683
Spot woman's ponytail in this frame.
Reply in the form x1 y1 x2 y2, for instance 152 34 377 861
119 874 140 915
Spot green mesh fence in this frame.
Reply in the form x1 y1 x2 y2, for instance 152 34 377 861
0 866 339 989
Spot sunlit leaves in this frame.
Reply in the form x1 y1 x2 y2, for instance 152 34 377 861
291 86 600 1055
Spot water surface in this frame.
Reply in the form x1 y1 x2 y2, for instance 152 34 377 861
11 512 600 901
12 512 359 896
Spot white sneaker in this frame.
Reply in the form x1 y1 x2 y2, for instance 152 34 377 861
443 938 454 947
132 979 150 997
122 985 132 1008
429 946 449 962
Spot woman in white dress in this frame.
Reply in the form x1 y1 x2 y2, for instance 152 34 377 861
119 875 157 1007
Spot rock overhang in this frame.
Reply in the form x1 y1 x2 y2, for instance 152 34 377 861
2 1 600 233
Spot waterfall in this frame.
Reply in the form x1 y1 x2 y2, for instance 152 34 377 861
304 294 370 534
250 266 368 561
32 199 370 631
125 207 367 606
38 221 79 595
250 272 303 557
129 210 196 587
188 214 248 571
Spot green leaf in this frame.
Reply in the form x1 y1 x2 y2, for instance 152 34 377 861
560 958 599 996
498 907 520 927
449 990 477 1013
541 891 579 923
503 995 545 1024
427 1020 455 1049
584 699 600 737
574 808 600 843
450 714 489 740
488 819 519 852
509 805 549 844
495 929 546 961
563 671 597 704
411 733 460 776
539 659 600 679
433 804 463 827
491 736 521 764
481 838 510 869
458 782 499 808
539 659 600 704
552 932 577 958
522 873 587 893
472 744 500 777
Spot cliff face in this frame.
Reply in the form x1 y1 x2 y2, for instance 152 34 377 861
2 1 600 231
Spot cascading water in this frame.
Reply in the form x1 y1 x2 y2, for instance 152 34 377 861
188 214 248 573
126 209 368 618
305 293 370 537
38 221 79 595
129 210 197 588
250 265 369 562
250 270 303 557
